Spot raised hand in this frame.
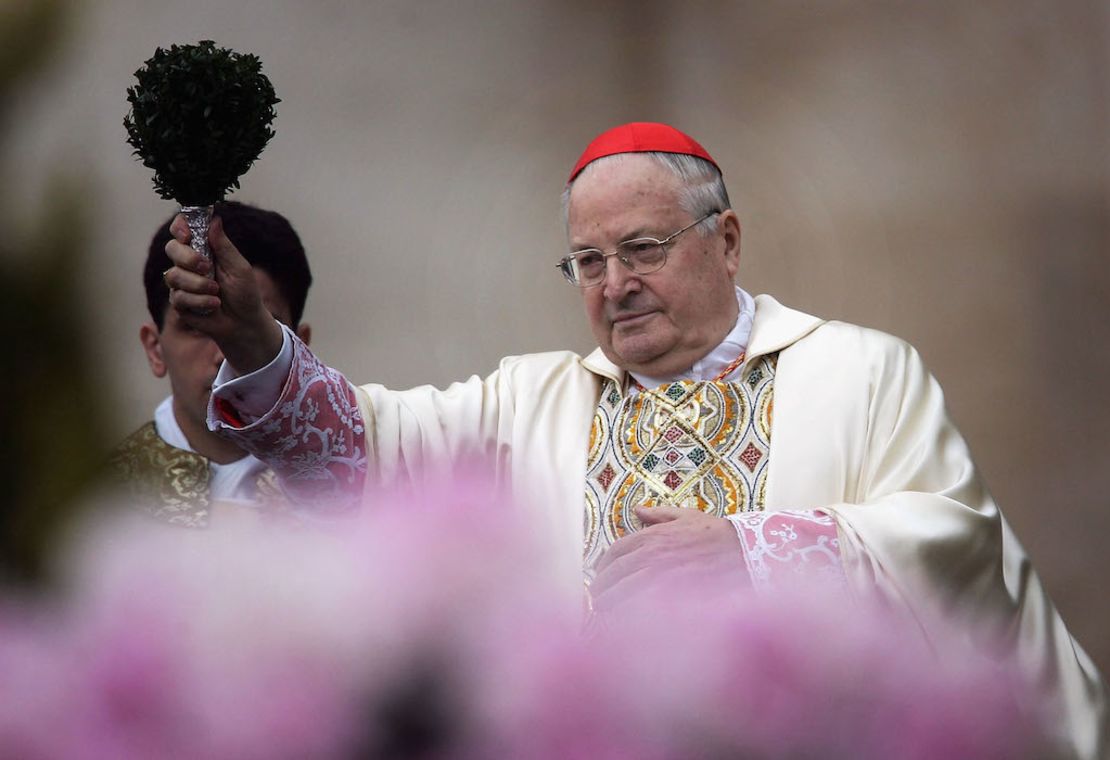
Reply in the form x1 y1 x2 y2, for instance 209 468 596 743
163 213 284 374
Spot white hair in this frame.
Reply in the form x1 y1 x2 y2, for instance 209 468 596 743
560 152 731 237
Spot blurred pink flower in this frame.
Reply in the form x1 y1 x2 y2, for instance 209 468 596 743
0 472 1047 758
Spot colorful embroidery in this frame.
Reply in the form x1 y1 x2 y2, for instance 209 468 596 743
583 354 778 574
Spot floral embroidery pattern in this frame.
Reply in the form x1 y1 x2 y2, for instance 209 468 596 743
107 423 300 526
108 422 211 527
728 510 846 594
215 336 367 512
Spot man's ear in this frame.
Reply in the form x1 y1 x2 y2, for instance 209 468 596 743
718 210 742 279
295 322 312 346
139 322 167 378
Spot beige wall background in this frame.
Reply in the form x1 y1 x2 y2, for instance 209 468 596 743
5 1 1108 670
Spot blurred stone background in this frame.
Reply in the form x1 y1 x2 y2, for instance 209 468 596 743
3 1 1107 670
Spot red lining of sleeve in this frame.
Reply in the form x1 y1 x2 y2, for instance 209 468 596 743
214 396 245 429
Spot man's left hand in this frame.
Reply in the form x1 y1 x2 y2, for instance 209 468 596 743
590 505 749 611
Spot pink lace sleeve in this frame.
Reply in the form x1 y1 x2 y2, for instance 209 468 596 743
211 335 367 512
727 510 847 595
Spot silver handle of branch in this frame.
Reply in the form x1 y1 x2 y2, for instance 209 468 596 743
180 205 215 278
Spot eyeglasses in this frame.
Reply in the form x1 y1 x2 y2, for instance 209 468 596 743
556 212 718 287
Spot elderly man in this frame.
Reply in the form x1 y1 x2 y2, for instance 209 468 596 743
164 123 1106 757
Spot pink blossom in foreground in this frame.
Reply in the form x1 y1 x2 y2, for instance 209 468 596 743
0 476 1048 758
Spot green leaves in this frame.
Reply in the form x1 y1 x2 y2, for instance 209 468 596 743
123 40 279 205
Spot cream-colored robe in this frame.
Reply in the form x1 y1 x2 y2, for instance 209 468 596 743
353 294 1106 758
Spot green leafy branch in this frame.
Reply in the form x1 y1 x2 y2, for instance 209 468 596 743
124 40 279 205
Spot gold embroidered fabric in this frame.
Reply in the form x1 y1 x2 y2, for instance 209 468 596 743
108 422 212 527
583 354 778 574
107 422 287 528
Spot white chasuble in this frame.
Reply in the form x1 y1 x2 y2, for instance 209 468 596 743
211 294 1107 758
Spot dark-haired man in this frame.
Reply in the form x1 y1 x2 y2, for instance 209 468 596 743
109 201 312 527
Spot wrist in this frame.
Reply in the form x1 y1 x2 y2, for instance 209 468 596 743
226 314 283 375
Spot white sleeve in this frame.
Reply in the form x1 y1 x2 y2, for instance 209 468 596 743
208 322 294 427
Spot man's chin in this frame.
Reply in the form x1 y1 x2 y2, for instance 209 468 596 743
609 339 667 373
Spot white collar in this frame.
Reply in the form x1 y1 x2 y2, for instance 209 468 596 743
153 395 266 502
153 395 193 451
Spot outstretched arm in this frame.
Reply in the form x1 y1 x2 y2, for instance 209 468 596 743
165 213 367 508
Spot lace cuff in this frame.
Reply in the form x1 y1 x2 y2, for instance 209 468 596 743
208 331 367 512
727 510 848 595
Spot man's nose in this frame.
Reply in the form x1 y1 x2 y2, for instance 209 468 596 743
601 255 640 301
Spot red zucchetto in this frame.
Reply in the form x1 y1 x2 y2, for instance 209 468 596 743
568 122 720 182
